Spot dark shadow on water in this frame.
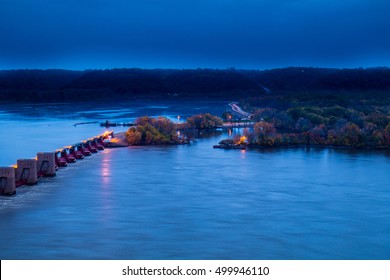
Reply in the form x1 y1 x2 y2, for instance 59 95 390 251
248 145 390 158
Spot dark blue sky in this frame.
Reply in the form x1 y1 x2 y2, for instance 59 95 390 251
1 0 389 70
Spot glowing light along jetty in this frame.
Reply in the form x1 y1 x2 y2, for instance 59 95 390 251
0 131 114 196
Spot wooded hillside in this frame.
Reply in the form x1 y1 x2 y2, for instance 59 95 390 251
1 67 390 102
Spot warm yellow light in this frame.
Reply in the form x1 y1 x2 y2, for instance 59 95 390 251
238 136 247 144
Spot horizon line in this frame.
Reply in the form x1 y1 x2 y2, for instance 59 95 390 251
1 65 389 72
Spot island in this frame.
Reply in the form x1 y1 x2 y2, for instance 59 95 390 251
124 113 223 145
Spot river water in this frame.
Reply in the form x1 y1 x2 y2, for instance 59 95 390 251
0 101 389 259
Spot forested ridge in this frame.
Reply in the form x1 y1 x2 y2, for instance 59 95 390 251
1 67 390 102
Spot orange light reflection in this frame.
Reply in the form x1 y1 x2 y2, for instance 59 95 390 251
100 150 112 186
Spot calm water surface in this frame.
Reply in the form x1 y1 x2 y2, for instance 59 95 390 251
1 101 389 259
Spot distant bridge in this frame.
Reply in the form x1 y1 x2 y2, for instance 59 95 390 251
220 122 255 129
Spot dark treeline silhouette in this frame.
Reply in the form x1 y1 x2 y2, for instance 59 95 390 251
0 68 259 102
243 67 390 91
1 67 390 102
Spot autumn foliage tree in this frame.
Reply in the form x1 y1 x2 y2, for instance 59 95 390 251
253 121 277 146
186 113 223 129
225 101 389 148
125 116 179 145
335 122 364 147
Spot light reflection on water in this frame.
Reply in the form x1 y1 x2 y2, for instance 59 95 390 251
0 102 390 260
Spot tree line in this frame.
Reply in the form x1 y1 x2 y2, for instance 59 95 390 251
232 102 390 148
2 67 390 102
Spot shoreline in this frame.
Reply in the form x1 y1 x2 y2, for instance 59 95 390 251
113 128 390 150
104 132 129 147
